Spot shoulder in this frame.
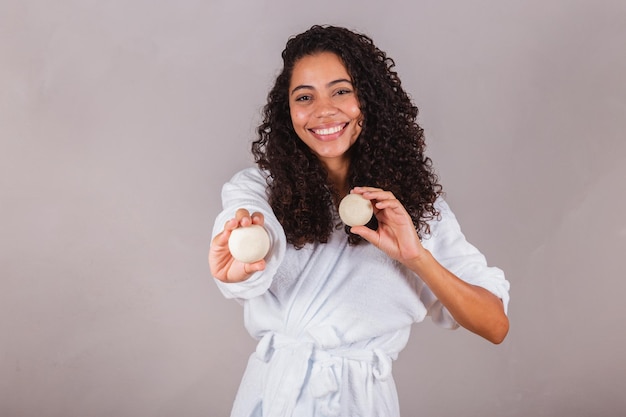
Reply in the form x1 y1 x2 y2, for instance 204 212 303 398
220 166 272 205
432 197 456 223
422 197 487 263
227 166 271 187
223 166 272 193
426 197 456 226
421 196 463 244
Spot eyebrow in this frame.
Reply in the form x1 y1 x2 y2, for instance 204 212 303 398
290 78 353 96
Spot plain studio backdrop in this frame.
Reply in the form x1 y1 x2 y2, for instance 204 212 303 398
1 0 625 416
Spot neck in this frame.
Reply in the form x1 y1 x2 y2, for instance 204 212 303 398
321 158 350 200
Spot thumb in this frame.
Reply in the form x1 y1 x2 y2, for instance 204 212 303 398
349 225 379 246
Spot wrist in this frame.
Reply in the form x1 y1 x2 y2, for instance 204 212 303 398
405 248 434 275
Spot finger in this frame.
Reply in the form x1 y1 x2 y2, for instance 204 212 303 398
349 225 380 246
351 186 383 193
213 218 238 245
251 212 265 226
247 259 266 272
238 259 266 278
373 198 404 210
223 217 239 232
235 208 252 226
351 188 398 206
361 189 397 202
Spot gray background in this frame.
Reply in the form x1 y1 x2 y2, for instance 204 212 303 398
2 0 625 416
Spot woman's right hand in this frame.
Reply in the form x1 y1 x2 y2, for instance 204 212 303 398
209 208 267 283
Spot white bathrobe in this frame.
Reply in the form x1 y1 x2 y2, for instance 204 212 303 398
212 167 510 417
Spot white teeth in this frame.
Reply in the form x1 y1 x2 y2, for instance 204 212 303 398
313 125 344 135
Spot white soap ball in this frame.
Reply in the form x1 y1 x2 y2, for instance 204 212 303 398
338 193 373 226
228 224 270 263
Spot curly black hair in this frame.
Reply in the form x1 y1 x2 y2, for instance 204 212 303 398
252 25 442 248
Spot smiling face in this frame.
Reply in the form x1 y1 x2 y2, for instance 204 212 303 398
288 52 363 172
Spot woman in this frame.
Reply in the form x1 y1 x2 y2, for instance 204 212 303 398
209 25 509 417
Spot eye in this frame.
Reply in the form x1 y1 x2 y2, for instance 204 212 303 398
295 95 312 102
335 88 353 96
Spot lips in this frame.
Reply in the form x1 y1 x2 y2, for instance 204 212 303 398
311 124 345 135
309 123 348 140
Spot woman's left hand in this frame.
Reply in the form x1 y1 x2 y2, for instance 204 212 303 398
349 187 425 265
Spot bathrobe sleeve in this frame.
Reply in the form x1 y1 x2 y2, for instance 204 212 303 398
211 168 287 300
421 198 510 328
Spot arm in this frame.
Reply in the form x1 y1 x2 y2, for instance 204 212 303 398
208 168 287 300
403 250 509 344
350 187 509 344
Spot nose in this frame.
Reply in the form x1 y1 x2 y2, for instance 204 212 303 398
314 96 337 118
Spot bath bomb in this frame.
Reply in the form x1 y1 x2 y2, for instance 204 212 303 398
228 224 270 263
339 193 374 226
